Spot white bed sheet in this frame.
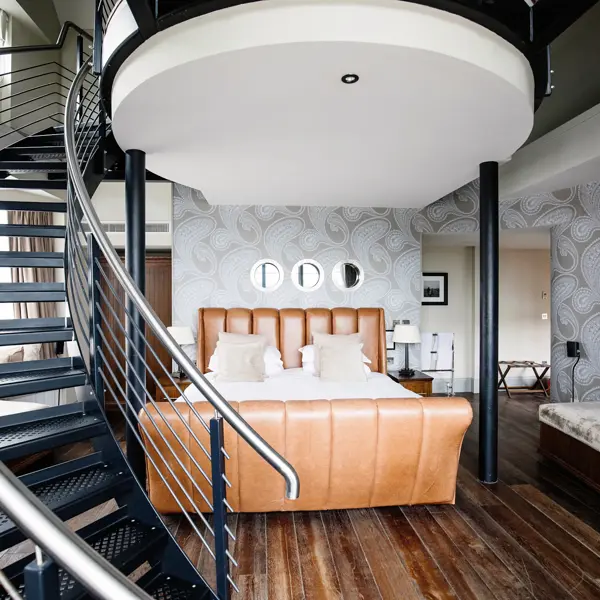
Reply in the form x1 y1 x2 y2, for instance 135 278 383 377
178 368 421 402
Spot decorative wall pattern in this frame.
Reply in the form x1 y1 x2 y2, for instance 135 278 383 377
172 180 600 403
422 180 600 403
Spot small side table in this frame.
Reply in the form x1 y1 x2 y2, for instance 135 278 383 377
156 374 192 402
388 370 433 395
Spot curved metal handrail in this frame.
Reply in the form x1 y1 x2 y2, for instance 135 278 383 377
65 61 299 501
0 21 92 55
0 462 152 600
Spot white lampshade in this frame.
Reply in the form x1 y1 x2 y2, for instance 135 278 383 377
393 324 420 344
167 326 195 345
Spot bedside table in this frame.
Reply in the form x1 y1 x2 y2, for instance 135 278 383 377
388 370 433 395
156 374 193 402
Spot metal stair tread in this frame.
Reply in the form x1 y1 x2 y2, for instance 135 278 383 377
0 179 67 190
0 317 71 331
1 511 167 600
0 406 103 460
0 224 66 238
0 366 85 386
0 325 74 346
136 568 212 600
0 454 133 550
0 201 66 212
0 250 64 267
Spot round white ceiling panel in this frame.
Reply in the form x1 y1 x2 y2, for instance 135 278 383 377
110 0 534 208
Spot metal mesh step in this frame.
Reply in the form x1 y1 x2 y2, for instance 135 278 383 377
141 574 207 600
0 517 165 600
0 459 130 546
0 367 85 388
0 410 103 460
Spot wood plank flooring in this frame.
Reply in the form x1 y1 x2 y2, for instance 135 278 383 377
170 394 600 599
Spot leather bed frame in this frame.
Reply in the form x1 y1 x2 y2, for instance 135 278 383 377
139 308 472 512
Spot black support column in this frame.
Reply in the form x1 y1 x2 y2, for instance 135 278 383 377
479 161 499 484
125 149 146 484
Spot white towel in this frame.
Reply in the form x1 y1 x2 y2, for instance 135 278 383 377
420 332 454 371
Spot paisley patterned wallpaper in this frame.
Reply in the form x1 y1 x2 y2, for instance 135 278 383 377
172 180 600 403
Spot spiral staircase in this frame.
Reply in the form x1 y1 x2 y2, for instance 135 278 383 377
0 1 596 599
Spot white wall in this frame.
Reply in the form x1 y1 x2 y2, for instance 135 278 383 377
421 244 551 392
499 249 551 363
421 246 475 392
91 180 173 248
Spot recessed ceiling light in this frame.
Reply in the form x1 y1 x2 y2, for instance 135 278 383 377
341 74 359 84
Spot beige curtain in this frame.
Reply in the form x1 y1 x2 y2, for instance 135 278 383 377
9 210 57 360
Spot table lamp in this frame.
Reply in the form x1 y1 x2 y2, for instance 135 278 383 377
393 322 421 377
167 326 195 378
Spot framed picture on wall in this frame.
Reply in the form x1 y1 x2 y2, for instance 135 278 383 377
422 272 448 306
385 330 394 350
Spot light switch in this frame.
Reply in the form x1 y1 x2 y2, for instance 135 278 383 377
542 313 548 320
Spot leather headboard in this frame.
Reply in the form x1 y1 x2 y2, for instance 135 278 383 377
197 308 387 374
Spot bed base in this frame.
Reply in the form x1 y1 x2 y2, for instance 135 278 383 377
539 422 600 494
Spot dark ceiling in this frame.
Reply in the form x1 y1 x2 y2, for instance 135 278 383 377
528 1 600 142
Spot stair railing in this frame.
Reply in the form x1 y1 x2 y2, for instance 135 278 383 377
64 61 299 599
0 462 152 600
0 23 92 150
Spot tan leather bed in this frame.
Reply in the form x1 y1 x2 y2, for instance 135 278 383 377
139 308 472 513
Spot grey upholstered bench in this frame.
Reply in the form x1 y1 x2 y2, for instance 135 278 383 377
539 402 600 491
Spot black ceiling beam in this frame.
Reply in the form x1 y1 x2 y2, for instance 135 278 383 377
531 0 600 49
125 0 158 40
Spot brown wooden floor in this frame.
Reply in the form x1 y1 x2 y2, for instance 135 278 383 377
169 393 600 599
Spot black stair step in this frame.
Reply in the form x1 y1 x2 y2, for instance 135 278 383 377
0 317 71 331
13 133 65 147
9 147 66 158
0 403 102 461
0 453 133 550
0 325 74 346
0 250 64 267
0 282 66 302
0 365 86 400
0 161 67 172
1 507 167 600
0 224 66 238
136 567 212 600
0 200 66 212
0 179 67 190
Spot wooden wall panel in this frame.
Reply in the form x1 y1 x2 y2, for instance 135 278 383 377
98 253 172 410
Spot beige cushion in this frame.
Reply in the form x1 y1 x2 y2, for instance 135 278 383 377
312 332 362 346
319 343 368 382
23 343 41 362
311 332 362 376
215 340 266 382
218 332 266 345
0 346 24 364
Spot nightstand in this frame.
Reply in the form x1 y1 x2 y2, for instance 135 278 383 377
388 370 433 395
156 374 192 402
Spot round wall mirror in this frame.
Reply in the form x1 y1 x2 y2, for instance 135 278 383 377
251 259 284 292
291 259 324 292
332 260 364 291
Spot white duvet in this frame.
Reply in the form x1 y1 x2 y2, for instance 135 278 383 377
178 368 420 402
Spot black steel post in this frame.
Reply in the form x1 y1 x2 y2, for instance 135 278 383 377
479 161 499 484
210 417 230 600
93 0 103 75
88 235 104 407
125 149 146 484
24 555 60 600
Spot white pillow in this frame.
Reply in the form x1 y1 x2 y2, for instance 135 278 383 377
320 343 368 382
214 340 265 383
209 345 284 377
299 343 371 376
